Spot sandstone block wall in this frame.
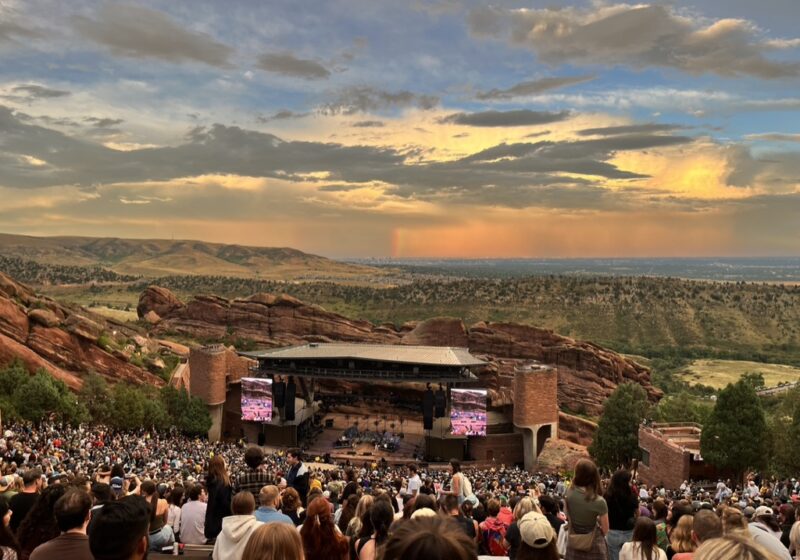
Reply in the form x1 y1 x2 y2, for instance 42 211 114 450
188 344 227 405
637 426 690 490
468 433 524 464
513 366 559 427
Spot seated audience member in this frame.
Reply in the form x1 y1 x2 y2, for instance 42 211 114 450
242 522 304 560
29 489 93 560
281 487 304 526
213 492 261 560
669 514 696 558
480 498 509 556
140 480 174 552
180 484 208 545
620 518 667 560
382 516 477 560
516 511 559 560
504 496 540 560
255 486 293 525
694 533 776 560
167 485 184 538
17 484 67 560
89 496 150 560
300 496 349 560
9 469 42 534
445 494 477 542
0 496 20 560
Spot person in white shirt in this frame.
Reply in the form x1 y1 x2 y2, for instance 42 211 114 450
620 518 667 560
638 484 649 500
180 485 208 545
405 464 421 498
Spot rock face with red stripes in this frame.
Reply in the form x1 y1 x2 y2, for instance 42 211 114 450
140 286 661 418
0 272 165 389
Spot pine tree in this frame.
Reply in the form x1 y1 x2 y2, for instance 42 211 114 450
589 383 649 469
700 379 768 482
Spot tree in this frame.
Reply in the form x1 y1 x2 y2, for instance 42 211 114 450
649 392 712 426
700 379 768 482
177 396 212 436
589 383 649 469
79 372 113 424
110 384 146 429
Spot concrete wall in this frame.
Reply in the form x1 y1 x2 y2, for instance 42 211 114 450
513 366 559 470
468 433 524 465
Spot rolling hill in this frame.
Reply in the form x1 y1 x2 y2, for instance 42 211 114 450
0 233 387 281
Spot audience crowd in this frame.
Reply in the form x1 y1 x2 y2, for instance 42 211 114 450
0 421 799 559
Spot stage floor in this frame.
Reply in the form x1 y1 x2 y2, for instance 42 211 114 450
302 427 425 465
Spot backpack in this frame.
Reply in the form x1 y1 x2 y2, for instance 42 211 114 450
482 518 508 557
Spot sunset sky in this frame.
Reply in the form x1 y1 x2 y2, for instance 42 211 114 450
1 0 799 258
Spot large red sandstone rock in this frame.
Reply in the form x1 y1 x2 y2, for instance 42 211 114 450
0 272 168 389
558 412 598 448
401 317 469 347
137 286 184 319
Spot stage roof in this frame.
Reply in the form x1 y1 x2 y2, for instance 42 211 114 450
240 343 486 367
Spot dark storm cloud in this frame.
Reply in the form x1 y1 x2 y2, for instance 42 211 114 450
72 4 234 67
256 52 331 79
352 120 385 128
476 75 595 100
439 109 570 127
577 124 685 136
469 4 800 79
12 85 71 100
256 110 310 122
0 105 708 211
320 87 439 115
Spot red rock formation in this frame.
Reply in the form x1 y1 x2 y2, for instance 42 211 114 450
141 286 661 419
0 272 166 388
136 285 184 319
558 412 598 448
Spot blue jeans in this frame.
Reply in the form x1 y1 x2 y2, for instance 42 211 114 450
149 525 175 552
606 529 633 560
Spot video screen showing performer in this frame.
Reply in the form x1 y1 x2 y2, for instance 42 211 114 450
241 377 273 422
450 388 487 436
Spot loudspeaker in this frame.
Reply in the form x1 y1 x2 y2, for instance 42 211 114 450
273 381 286 409
284 381 296 421
423 389 434 430
434 388 446 418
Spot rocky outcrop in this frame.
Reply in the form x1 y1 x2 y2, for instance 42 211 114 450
136 286 184 319
142 285 661 417
558 412 598 448
0 272 167 388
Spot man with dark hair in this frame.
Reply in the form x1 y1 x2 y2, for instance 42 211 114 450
405 463 421 498
285 449 308 505
89 495 150 560
30 489 93 560
10 467 43 532
180 484 207 545
233 446 270 502
445 494 476 540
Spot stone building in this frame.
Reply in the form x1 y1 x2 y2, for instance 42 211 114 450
637 423 716 489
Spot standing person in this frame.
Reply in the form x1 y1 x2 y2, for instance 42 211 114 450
280 488 304 526
516 511 560 560
0 496 20 560
234 447 271 502
445 495 477 543
89 496 150 560
668 515 695 559
212 492 261 560
381 517 477 560
285 450 309 507
352 498 392 560
748 507 792 560
480 499 509 557
564 459 609 560
605 470 639 560
242 523 304 560
300 497 349 560
447 460 476 506
620 518 667 560
140 480 174 552
16 484 67 560
9 469 42 534
504 496 540 560
179 485 207 545
405 464 421 498
341 469 359 503
205 455 233 543
672 510 722 560
29 489 93 560
254 486 293 525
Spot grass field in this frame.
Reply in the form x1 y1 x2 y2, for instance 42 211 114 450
679 359 800 389
89 306 139 323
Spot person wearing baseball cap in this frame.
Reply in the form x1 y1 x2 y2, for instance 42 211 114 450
517 511 558 559
749 506 791 560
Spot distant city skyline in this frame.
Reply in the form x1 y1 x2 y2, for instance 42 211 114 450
0 0 799 258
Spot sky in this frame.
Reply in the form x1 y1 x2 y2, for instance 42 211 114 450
0 0 799 258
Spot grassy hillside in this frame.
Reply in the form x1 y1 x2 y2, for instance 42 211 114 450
680 360 800 389
0 233 388 281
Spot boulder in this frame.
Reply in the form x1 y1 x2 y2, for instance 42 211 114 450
143 311 161 324
28 308 61 328
136 286 184 319
64 314 103 342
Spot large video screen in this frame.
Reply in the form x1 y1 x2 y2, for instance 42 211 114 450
450 388 487 436
241 377 273 422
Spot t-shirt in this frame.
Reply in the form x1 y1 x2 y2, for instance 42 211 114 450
29 533 92 560
565 487 608 533
9 492 38 533
606 494 639 531
407 475 421 496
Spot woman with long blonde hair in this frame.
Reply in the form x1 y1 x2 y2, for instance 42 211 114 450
720 506 748 535
504 496 542 559
694 533 774 560
668 515 695 556
242 522 304 560
347 494 374 538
